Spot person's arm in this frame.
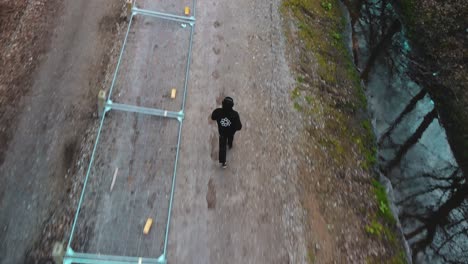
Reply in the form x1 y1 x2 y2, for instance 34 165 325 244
211 109 219 121
235 112 242 131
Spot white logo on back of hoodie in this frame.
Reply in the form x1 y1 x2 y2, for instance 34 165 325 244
220 117 231 127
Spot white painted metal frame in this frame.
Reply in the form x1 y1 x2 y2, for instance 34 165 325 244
64 2 195 263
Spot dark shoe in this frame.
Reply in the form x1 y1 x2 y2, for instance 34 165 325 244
221 162 227 169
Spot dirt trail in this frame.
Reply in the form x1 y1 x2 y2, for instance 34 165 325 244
0 0 374 263
167 0 309 262
0 1 121 263
59 0 310 260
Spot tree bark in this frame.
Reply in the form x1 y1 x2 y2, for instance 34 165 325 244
378 88 427 147
411 182 468 259
383 108 437 172
361 19 402 82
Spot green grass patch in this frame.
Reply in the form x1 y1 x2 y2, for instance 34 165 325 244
304 95 323 116
294 101 303 111
356 120 376 170
332 31 341 41
389 251 408 264
297 75 305 83
362 120 372 132
316 53 337 84
282 1 406 262
291 86 301 100
365 180 406 262
307 248 316 263
371 179 395 224
320 1 333 11
367 250 407 264
365 219 383 236
285 0 365 102
366 219 396 241
305 95 314 104
318 135 346 162
284 0 375 170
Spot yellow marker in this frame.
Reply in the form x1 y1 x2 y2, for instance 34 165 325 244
184 6 190 16
171 88 177 99
97 90 106 118
143 218 153 234
126 0 132 10
126 0 133 14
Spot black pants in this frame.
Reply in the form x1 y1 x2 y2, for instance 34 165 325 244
219 133 234 164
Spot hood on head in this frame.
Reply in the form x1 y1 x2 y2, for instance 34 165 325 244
222 96 234 110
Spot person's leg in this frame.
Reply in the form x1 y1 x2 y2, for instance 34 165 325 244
228 133 234 149
219 135 227 164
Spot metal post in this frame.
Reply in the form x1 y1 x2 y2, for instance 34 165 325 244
98 90 106 118
64 249 163 264
66 2 196 263
132 6 195 23
52 242 65 264
125 0 133 21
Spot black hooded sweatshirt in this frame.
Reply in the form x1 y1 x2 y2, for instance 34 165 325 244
211 100 242 136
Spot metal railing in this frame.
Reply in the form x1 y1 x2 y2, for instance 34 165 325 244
64 1 195 263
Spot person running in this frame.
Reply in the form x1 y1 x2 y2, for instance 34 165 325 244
211 96 242 168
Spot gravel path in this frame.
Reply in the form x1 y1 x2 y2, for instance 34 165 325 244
0 1 121 263
167 0 308 262
1 0 310 263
